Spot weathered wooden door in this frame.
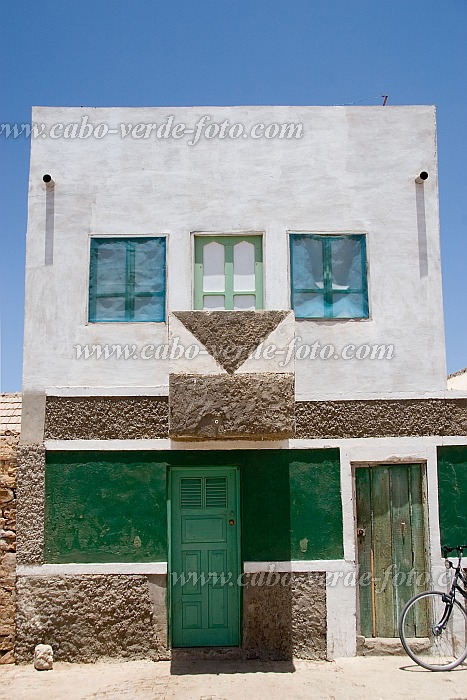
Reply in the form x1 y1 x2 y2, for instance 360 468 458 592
170 467 240 647
356 464 426 637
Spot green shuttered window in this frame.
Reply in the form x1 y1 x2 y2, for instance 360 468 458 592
194 236 263 310
290 234 369 319
89 237 166 322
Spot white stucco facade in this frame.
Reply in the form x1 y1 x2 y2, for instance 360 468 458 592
23 105 446 399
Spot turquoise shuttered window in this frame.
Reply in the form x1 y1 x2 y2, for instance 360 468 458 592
290 234 369 319
89 237 166 322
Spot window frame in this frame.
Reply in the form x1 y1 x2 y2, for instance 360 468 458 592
289 233 369 320
88 236 167 323
193 234 263 310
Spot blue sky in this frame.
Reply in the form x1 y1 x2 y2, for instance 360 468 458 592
1 0 466 391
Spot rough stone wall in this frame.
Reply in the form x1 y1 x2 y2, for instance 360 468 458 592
0 432 18 664
169 373 295 439
172 310 289 373
242 572 326 660
44 396 169 440
16 574 169 663
295 398 467 438
16 445 45 565
42 396 467 441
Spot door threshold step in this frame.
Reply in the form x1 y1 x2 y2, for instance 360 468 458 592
170 647 290 661
356 636 406 656
172 647 242 659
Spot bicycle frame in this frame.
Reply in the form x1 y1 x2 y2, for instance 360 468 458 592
451 568 467 599
437 547 467 633
399 544 467 671
444 547 467 603
444 547 467 600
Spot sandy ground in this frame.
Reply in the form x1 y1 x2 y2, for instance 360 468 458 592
0 656 466 700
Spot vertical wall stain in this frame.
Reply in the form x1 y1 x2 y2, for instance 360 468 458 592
44 186 55 265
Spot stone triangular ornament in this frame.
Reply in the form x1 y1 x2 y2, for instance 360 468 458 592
172 311 289 374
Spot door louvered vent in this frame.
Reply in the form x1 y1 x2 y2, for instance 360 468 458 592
205 477 228 508
180 478 202 509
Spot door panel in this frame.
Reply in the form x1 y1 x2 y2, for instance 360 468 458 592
170 467 240 647
372 467 395 637
356 464 426 638
390 465 414 623
408 466 428 636
182 516 226 542
355 468 373 637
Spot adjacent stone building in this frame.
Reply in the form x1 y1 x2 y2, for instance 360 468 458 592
17 106 467 662
0 393 21 664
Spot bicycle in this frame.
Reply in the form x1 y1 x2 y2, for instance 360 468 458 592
399 545 467 671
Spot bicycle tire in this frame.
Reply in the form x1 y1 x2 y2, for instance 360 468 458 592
399 590 467 671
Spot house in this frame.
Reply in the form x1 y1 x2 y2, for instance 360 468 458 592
0 393 21 663
17 105 467 662
448 367 467 391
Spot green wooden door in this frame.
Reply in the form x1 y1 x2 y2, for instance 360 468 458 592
356 464 426 637
170 467 240 647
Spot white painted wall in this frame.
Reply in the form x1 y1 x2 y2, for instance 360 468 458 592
23 106 446 398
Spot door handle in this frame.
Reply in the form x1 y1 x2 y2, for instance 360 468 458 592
357 527 366 541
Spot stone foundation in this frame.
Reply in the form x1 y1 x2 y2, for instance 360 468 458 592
16 574 169 663
16 444 45 565
15 571 327 662
242 572 326 660
0 432 18 664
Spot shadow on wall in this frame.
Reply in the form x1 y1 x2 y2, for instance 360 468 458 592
168 453 332 665
241 571 327 663
240 457 294 661
415 183 428 279
45 184 54 266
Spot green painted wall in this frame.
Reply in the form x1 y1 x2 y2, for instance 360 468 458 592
45 452 168 563
241 449 343 560
45 449 343 563
437 446 467 551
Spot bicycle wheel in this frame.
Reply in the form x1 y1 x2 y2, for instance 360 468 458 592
399 590 467 671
